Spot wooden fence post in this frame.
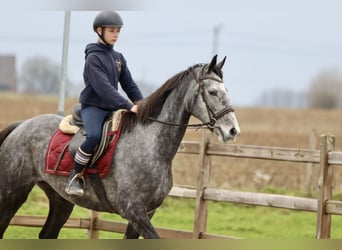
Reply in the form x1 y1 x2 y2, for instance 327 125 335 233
316 134 335 239
193 130 211 239
88 210 99 239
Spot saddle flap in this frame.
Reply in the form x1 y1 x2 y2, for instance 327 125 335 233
69 128 86 157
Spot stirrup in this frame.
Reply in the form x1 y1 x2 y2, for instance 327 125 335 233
65 172 85 196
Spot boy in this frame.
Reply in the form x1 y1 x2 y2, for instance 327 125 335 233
65 11 143 196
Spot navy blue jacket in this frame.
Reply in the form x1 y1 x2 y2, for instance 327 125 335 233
79 43 143 111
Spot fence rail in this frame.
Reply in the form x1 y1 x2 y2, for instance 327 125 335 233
9 133 342 239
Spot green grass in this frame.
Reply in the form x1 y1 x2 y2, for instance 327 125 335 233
4 186 342 239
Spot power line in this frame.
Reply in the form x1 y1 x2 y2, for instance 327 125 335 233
1 27 342 57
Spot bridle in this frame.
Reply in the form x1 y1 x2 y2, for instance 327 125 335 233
148 65 235 129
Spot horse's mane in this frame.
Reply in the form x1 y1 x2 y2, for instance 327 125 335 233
122 62 223 133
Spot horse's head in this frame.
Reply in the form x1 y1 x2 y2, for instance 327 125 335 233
188 55 240 142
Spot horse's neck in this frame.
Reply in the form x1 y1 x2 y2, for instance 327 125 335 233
150 82 193 159
160 87 191 127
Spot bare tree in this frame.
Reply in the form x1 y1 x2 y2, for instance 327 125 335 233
19 56 60 94
307 68 342 109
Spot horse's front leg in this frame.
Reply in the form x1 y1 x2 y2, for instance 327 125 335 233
124 209 156 239
121 202 159 239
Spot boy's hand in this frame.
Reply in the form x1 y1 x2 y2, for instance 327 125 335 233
130 105 138 113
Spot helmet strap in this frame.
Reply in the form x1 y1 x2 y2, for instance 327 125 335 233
96 27 112 47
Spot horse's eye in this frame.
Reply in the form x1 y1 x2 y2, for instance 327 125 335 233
208 90 218 96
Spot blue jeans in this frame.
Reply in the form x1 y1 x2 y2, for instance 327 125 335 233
80 106 111 154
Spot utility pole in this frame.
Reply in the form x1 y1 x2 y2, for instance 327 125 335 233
58 11 71 116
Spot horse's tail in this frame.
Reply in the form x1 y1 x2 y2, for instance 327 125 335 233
0 121 22 148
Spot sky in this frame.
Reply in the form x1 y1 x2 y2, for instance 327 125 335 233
0 0 342 106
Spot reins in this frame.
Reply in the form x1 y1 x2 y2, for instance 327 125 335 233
147 65 234 130
147 116 218 130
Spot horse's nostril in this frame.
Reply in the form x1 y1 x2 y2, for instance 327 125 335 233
230 127 237 136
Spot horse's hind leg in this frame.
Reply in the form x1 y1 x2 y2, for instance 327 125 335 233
37 182 74 239
0 182 35 238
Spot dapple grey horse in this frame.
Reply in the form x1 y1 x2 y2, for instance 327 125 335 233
0 55 240 238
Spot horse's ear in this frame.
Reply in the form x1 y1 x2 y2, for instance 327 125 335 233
216 56 227 70
208 54 218 73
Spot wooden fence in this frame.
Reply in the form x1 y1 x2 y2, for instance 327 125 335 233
9 132 342 239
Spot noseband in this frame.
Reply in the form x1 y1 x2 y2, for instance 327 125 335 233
148 65 235 129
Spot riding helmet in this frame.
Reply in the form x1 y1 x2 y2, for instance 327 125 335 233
93 11 123 31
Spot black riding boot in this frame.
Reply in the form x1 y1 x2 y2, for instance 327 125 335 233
65 169 85 196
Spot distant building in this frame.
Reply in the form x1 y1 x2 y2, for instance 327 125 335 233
0 55 16 92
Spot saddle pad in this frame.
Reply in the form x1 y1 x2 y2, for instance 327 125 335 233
45 121 123 178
